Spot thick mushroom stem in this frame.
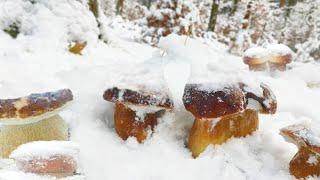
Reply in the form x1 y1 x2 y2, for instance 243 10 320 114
189 109 258 158
289 147 320 179
103 87 173 143
114 103 159 143
0 115 69 158
280 124 320 179
184 83 277 158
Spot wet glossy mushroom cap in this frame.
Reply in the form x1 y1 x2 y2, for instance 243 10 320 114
183 84 246 119
0 89 73 125
103 86 174 110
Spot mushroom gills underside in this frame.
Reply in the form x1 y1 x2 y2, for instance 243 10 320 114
189 109 259 157
0 115 69 158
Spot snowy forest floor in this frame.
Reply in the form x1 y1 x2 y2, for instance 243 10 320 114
1 1 320 179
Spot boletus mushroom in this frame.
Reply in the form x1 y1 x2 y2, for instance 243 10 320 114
280 124 320 179
183 83 277 157
243 44 293 72
266 44 293 71
243 47 269 71
10 141 79 178
0 89 73 158
103 86 173 143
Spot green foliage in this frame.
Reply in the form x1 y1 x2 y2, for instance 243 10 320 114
3 23 19 39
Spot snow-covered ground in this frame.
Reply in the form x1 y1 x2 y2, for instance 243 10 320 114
1 1 320 179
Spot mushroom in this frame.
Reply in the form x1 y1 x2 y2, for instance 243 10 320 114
243 47 269 71
69 41 87 55
10 141 79 178
183 83 277 157
103 86 173 143
280 124 320 179
266 43 293 71
243 44 293 72
0 89 73 158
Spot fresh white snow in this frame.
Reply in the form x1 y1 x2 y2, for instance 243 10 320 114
1 1 320 180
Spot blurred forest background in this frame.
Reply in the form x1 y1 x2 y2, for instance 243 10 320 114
91 0 320 62
4 0 319 62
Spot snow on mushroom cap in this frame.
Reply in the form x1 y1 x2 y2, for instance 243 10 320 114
281 123 320 154
265 43 293 56
10 141 80 161
243 47 269 59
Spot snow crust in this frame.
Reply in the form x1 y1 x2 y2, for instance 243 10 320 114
1 1 320 179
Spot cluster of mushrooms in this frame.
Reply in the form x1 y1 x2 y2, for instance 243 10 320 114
102 43 320 178
0 89 80 178
0 44 319 179
243 44 293 72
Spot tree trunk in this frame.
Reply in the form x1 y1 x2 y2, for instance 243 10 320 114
142 0 152 9
279 0 286 8
207 0 219 32
231 0 238 15
89 0 99 18
116 0 124 15
286 0 297 16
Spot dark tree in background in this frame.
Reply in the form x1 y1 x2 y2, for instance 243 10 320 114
116 0 124 15
231 0 238 15
141 0 152 9
208 0 219 32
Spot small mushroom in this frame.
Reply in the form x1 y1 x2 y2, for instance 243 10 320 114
266 44 293 71
103 86 173 143
280 124 320 179
10 141 79 178
0 89 73 157
243 47 269 71
69 41 87 55
243 44 293 72
183 83 277 157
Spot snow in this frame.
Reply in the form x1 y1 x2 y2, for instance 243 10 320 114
10 141 80 161
244 47 269 59
265 44 293 56
1 1 320 179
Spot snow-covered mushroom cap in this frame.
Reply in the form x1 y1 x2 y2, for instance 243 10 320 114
243 47 269 65
10 141 80 161
183 82 277 118
10 141 79 176
103 86 174 110
183 83 246 118
266 43 293 56
280 124 320 155
266 43 293 64
0 89 73 125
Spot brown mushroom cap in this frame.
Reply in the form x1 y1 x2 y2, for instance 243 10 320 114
183 82 277 118
269 54 292 64
103 87 174 110
280 124 320 155
0 89 73 125
183 83 246 118
243 47 269 65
